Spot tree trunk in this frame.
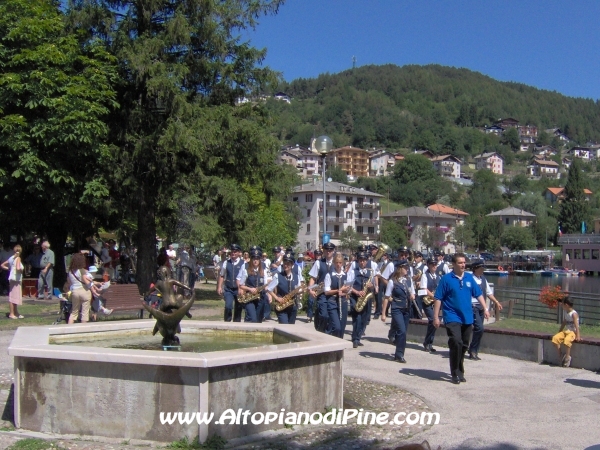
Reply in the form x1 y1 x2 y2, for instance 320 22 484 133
136 182 157 295
46 226 69 292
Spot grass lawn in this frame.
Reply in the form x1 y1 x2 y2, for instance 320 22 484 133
379 197 404 215
489 317 600 339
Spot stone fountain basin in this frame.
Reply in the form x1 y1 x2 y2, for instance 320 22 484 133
8 320 351 442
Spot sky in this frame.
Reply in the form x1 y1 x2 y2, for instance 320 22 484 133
243 0 600 100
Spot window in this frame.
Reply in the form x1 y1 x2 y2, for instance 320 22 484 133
369 212 373 219
334 225 340 233
305 194 312 202
292 197 298 202
368 227 375 234
574 249 581 260
592 250 599 260
347 196 352 204
505 218 509 225
369 198 373 204
307 224 311 233
357 198 364 205
306 209 311 218
583 249 590 260
357 226 364 233
358 212 363 219
346 211 352 219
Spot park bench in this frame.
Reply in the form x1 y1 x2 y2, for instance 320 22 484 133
102 284 145 318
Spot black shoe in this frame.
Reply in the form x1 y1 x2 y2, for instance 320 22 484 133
428 345 437 353
353 341 358 348
307 318 312 323
469 353 480 361
392 356 406 363
459 376 467 382
423 343 430 352
374 314 380 319
358 341 364 347
451 376 461 385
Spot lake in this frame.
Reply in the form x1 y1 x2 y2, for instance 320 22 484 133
486 273 600 294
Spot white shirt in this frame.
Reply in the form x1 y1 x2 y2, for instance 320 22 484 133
308 259 334 279
380 261 395 280
212 254 221 265
266 271 302 292
385 276 415 297
324 269 355 292
563 309 578 332
236 264 268 286
437 260 450 274
219 257 241 277
471 273 493 304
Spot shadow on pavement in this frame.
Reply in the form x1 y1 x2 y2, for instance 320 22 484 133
564 378 600 389
397 368 452 382
357 350 394 361
1 384 13 424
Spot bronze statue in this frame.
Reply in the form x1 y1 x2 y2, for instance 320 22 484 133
141 266 195 346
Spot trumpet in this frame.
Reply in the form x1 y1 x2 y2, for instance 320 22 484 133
373 243 391 262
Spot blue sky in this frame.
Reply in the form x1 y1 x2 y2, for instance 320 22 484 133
244 0 600 100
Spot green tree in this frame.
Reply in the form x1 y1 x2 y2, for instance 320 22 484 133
462 170 506 216
536 131 551 146
339 227 362 252
505 173 530 201
393 154 438 185
558 158 591 234
380 219 407 250
326 165 348 183
70 0 287 290
501 127 520 152
0 0 118 283
501 226 536 251
451 224 476 252
419 226 446 251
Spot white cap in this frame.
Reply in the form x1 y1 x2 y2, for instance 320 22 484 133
88 266 98 273
298 253 304 258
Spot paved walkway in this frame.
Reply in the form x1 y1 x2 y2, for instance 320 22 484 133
0 313 599 449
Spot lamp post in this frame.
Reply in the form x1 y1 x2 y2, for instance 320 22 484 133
314 135 333 245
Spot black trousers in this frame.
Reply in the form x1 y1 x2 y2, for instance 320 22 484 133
445 322 473 378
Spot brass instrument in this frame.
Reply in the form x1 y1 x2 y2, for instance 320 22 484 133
274 282 324 312
422 295 435 306
238 284 267 304
373 243 392 262
355 269 375 312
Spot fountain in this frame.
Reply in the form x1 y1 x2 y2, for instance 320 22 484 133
8 270 351 443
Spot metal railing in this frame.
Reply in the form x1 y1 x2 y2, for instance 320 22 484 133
558 234 600 245
355 218 380 224
493 286 600 326
355 203 379 210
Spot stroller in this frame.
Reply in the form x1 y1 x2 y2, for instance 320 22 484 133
53 288 72 325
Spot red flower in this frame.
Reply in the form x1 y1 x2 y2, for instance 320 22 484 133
539 286 567 309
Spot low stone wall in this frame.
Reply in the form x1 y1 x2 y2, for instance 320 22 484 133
407 319 600 371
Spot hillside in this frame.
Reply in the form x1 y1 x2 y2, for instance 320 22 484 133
265 64 600 160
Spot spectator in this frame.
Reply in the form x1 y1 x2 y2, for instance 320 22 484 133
67 253 93 324
552 298 580 368
108 240 120 281
2 244 24 319
38 241 55 299
0 243 14 296
24 244 42 279
166 244 177 274
100 241 112 280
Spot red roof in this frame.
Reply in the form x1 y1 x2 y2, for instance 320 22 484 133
546 187 593 196
427 204 469 216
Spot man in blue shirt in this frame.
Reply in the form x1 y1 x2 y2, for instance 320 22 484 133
433 253 489 384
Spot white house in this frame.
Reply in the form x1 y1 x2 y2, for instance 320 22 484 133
291 181 383 251
278 146 321 178
474 152 503 175
567 147 591 162
368 150 396 177
381 206 460 254
487 207 536 227
527 159 560 179
431 155 462 178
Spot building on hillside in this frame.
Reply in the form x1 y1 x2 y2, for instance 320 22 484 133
518 124 538 139
291 181 382 251
545 187 593 204
427 204 469 222
487 207 536 227
413 150 435 159
273 92 291 103
278 146 321 178
325 146 369 178
567 147 591 162
431 155 462 178
395 154 405 163
545 128 571 143
381 206 459 254
368 150 396 176
587 144 600 159
527 159 560 178
562 158 572 169
495 118 519 128
474 152 504 174
484 125 504 135
534 145 557 159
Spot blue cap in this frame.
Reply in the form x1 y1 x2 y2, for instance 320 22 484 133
356 251 369 260
230 244 242 252
283 252 295 263
323 242 336 250
471 259 485 269
395 259 409 267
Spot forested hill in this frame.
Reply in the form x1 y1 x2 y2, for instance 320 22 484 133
266 64 600 158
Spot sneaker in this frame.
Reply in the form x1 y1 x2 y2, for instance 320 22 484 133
563 356 572 368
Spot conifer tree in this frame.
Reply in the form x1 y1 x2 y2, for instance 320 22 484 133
558 158 590 234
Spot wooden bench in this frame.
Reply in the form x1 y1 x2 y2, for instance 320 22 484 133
102 284 145 318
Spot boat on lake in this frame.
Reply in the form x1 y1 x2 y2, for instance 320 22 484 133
540 267 580 277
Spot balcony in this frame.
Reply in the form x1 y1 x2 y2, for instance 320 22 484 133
326 201 347 208
319 216 348 224
355 203 379 210
355 218 380 225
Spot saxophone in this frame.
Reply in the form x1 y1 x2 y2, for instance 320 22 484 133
355 269 375 312
274 283 324 312
238 284 267 304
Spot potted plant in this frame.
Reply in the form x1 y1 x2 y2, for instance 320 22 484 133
539 285 568 309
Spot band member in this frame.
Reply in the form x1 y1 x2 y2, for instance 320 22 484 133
346 244 367 272
349 251 375 348
383 246 410 316
306 249 323 323
468 259 503 360
324 254 352 339
381 259 412 363
217 244 244 322
410 251 425 318
237 246 267 323
267 252 302 324
420 258 440 353
270 246 284 272
375 250 393 319
308 242 336 332
434 250 450 277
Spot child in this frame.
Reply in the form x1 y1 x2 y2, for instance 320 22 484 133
551 298 580 367
88 266 113 320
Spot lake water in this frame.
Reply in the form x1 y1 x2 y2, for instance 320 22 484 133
486 273 600 294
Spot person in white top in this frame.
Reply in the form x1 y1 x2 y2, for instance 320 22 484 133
167 244 177 272
1 244 24 319
551 298 580 367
